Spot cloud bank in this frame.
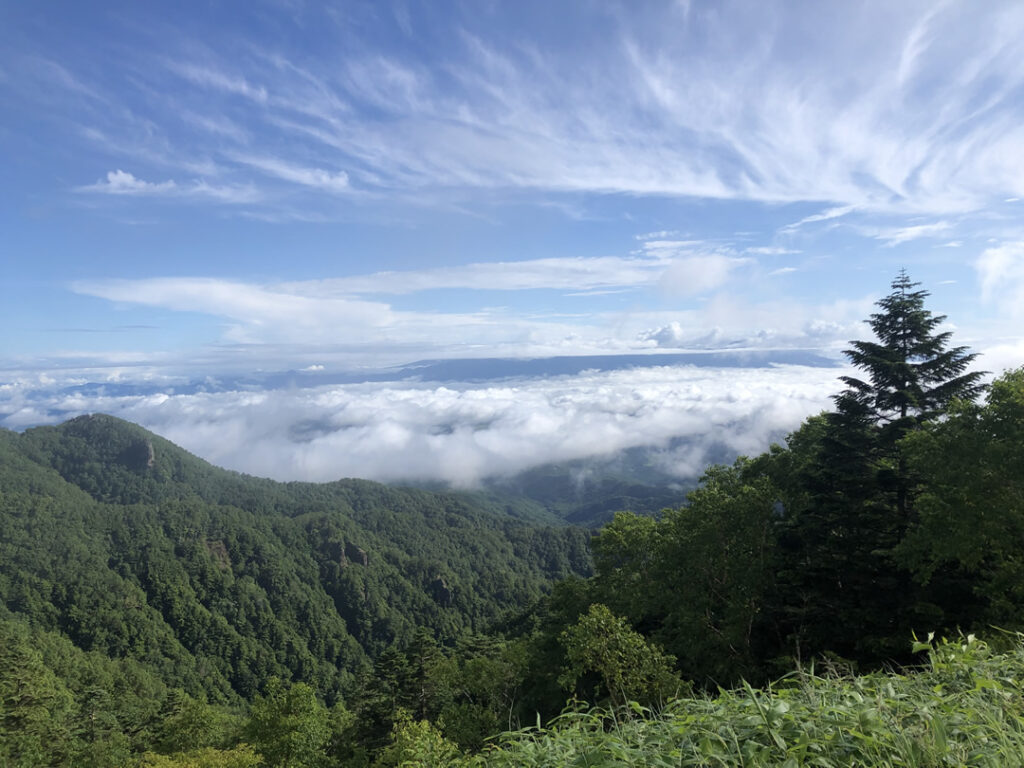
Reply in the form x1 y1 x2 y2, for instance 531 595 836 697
1 364 845 486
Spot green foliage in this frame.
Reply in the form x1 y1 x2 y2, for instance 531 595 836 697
655 463 780 683
515 273 1006 695
563 460 783 689
154 691 243 754
138 744 264 768
243 679 330 768
900 367 1024 627
839 269 985 442
434 635 528 750
591 512 660 620
2 274 1022 765
760 272 990 665
0 415 594 764
466 635 1024 767
372 710 463 768
0 415 591 707
559 604 681 709
0 621 76 767
0 616 179 767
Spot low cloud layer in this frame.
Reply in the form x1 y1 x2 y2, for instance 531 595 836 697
0 364 846 487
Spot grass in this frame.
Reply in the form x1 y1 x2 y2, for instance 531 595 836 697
458 634 1024 767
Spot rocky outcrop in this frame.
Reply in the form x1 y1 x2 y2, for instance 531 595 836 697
344 542 368 567
428 576 453 607
119 437 156 472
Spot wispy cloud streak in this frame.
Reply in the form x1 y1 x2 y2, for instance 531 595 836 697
25 1 1024 215
80 170 260 203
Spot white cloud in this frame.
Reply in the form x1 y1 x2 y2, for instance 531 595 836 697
71 277 403 339
169 62 268 103
980 338 1024 375
976 241 1024 316
84 170 177 195
639 293 875 350
746 246 800 255
67 275 634 355
635 229 680 241
63 262 877 370
284 254 674 296
780 205 858 233
871 221 953 247
80 170 260 204
638 322 729 349
51 2 1024 215
233 155 350 192
658 254 749 297
0 364 845 486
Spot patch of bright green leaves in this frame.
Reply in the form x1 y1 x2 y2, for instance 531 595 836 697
468 634 1024 767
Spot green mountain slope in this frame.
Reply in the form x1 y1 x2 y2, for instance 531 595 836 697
0 415 591 704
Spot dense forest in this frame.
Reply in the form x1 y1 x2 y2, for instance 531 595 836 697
3 272 1024 766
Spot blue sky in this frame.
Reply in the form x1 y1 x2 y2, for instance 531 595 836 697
2 1 1024 483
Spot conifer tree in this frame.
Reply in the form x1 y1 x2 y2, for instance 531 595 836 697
840 269 984 440
837 269 985 520
772 272 986 663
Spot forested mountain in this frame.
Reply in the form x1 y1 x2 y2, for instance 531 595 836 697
0 414 591 708
423 453 691 528
476 447 697 527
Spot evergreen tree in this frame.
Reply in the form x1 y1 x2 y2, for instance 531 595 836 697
771 272 986 664
842 270 984 429
838 268 985 520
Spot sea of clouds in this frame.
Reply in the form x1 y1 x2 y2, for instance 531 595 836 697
0 362 848 487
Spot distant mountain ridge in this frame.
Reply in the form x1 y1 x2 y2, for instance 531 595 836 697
27 349 839 401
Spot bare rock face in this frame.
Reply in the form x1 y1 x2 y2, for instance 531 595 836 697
325 539 348 566
344 542 369 567
429 576 454 607
120 438 156 472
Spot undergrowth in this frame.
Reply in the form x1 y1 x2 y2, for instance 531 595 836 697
452 634 1024 767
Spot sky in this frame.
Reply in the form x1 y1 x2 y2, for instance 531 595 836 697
2 0 1024 485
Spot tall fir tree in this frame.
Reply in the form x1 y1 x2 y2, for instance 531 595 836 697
773 271 985 664
837 269 985 521
841 270 984 425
